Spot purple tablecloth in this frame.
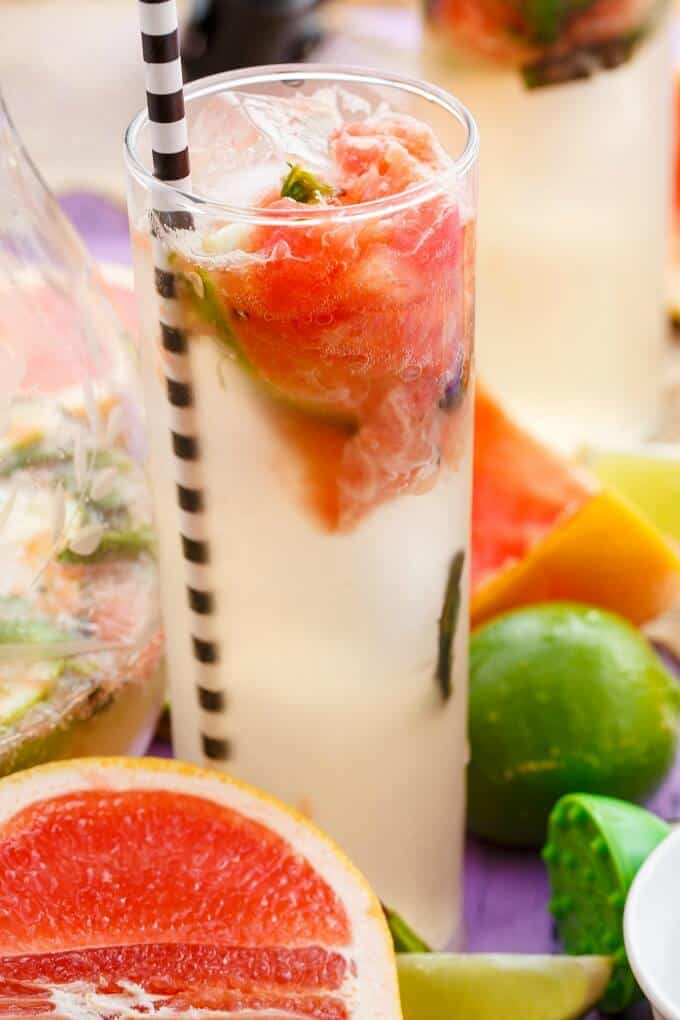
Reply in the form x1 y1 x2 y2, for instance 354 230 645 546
62 190 667 1019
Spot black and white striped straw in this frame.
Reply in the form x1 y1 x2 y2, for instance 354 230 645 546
137 0 230 763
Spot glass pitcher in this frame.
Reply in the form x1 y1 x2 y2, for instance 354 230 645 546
0 92 164 776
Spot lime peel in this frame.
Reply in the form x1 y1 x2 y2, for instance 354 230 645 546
397 952 612 1020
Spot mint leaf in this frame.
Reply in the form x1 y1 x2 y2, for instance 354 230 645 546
58 525 155 564
383 906 432 953
522 0 595 44
522 31 641 87
281 164 333 204
436 550 465 701
0 598 73 646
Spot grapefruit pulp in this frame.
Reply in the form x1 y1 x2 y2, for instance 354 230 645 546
0 757 401 1019
182 113 473 531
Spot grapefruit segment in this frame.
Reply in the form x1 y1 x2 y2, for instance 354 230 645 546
0 757 400 1020
472 388 680 626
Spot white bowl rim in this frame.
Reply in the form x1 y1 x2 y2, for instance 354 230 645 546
624 825 680 1020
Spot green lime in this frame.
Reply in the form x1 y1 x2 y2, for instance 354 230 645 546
468 603 679 847
580 444 680 543
543 793 671 1012
397 953 611 1020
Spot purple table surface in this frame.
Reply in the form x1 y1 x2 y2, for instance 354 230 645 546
61 190 671 1019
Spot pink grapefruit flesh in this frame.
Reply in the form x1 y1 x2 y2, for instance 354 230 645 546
0 758 400 1019
193 113 471 530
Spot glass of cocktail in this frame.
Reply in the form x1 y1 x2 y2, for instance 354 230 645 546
423 0 671 449
125 66 478 947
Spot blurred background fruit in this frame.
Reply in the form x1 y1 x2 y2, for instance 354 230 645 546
580 445 680 545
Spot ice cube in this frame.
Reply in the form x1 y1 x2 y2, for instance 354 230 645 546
187 90 345 205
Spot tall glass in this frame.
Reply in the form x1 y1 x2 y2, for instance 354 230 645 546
423 0 672 449
0 93 164 777
126 66 478 947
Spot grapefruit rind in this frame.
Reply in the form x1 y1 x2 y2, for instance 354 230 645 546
397 952 612 1020
471 488 680 628
0 756 401 1020
471 388 680 627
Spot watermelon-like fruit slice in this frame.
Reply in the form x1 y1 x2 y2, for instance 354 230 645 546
471 387 680 626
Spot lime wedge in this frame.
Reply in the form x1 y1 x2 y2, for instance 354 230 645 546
0 683 46 726
397 953 612 1020
579 445 680 542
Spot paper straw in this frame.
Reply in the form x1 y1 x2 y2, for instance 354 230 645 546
137 0 229 762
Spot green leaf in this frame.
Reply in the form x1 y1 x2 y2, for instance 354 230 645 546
0 603 70 644
0 431 56 477
0 678 55 728
58 525 155 564
281 163 333 204
521 31 642 87
521 0 595 45
436 550 465 701
384 906 432 954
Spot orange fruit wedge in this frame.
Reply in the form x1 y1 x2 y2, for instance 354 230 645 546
471 387 680 627
0 757 401 1019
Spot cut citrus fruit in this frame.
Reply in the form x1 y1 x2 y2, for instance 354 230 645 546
580 443 680 544
396 952 612 1020
0 756 401 1019
471 387 680 627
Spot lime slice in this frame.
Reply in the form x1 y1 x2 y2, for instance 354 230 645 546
579 444 680 543
0 676 53 727
397 953 611 1020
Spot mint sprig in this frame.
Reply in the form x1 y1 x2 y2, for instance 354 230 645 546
436 550 465 701
522 0 595 45
58 525 155 564
383 906 432 954
281 164 333 204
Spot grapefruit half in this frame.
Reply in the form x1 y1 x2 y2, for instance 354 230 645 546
0 757 401 1019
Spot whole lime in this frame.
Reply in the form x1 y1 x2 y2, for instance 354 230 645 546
467 603 680 847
